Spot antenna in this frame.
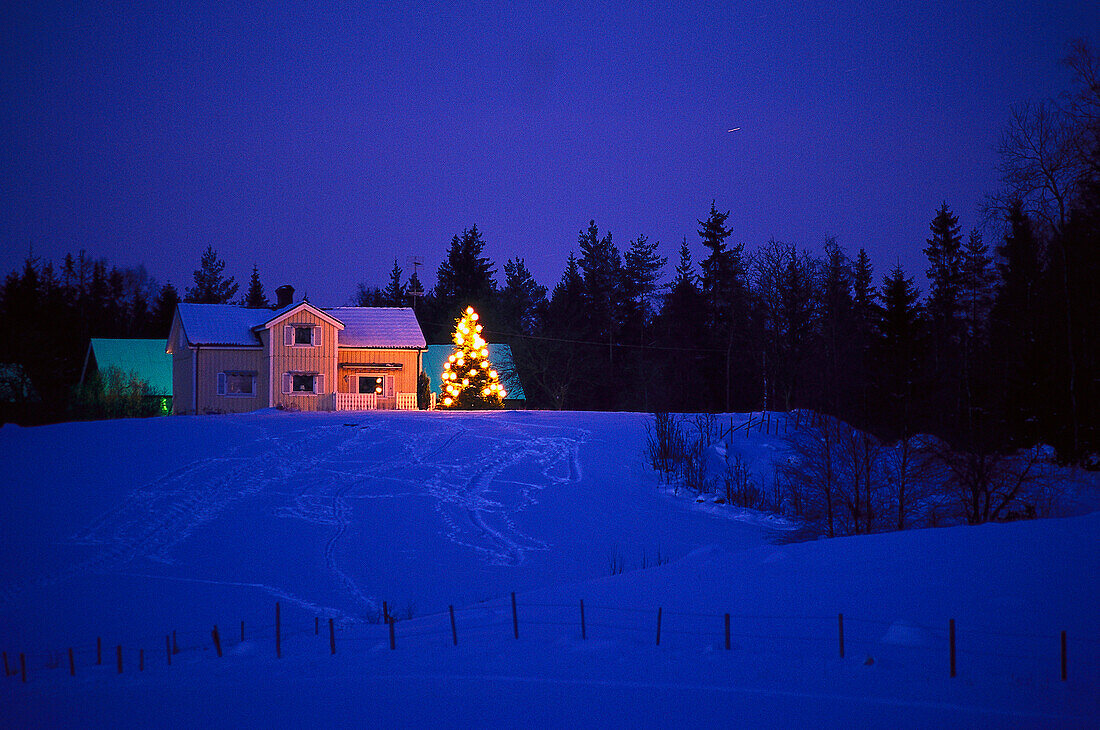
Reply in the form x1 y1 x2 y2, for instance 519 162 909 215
406 255 424 309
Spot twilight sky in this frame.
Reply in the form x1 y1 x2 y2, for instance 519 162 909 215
2 1 1097 304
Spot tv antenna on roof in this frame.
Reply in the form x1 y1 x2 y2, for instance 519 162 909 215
406 255 425 309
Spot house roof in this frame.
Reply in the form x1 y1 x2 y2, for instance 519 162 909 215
174 303 426 349
175 304 267 347
83 339 173 396
423 343 526 401
258 301 344 331
325 307 426 349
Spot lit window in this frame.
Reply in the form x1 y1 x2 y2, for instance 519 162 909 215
293 374 315 392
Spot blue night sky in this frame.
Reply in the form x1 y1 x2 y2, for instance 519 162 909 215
2 1 1097 304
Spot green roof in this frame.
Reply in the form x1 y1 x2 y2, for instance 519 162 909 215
423 343 526 402
85 339 173 396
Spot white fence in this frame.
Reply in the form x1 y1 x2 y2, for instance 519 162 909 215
333 392 418 411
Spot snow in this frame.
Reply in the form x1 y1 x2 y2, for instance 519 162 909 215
1 410 1097 727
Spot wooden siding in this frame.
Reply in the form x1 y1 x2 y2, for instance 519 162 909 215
269 311 339 411
196 348 266 414
172 347 193 414
336 348 420 397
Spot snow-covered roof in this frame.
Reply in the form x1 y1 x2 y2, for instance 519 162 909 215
325 307 426 349
175 303 425 349
175 304 266 347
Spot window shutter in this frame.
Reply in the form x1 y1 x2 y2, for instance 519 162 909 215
385 375 394 398
217 372 227 396
313 326 322 347
314 373 324 394
284 326 293 346
282 373 292 394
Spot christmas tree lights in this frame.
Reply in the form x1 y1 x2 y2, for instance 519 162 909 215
438 306 506 409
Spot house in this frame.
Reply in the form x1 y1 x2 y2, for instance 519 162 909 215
80 338 174 413
166 290 427 414
422 342 526 409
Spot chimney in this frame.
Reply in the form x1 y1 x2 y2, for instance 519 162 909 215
274 285 295 309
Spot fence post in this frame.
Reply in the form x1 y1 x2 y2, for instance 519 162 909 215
656 607 662 646
68 647 75 676
725 614 731 650
450 605 458 646
511 592 519 639
97 636 102 665
276 602 282 658
212 626 222 658
116 645 123 674
1061 630 1067 681
241 620 245 643
949 619 956 678
838 613 845 658
581 600 586 640
20 653 26 683
388 617 396 650
383 601 389 624
329 618 336 655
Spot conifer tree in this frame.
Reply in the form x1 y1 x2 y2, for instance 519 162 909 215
244 265 269 308
438 306 505 409
185 246 238 304
383 259 405 306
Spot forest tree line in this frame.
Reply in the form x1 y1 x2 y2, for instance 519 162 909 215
1 43 1096 461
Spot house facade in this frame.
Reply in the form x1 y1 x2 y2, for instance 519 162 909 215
167 300 426 414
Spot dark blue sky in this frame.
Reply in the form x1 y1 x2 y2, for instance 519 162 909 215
2 1 1097 304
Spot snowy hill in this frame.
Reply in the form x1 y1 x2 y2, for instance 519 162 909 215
1 410 1097 727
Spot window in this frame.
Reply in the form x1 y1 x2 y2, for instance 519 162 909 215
217 371 256 397
283 372 324 395
358 375 393 397
284 324 321 347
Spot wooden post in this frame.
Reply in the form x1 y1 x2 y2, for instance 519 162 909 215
329 618 336 655
275 602 282 658
139 649 144 672
449 605 458 646
656 607 662 646
166 635 172 666
383 601 389 624
20 653 26 683
388 617 396 650
949 619 956 678
581 600 586 640
212 626 222 657
725 614 731 650
511 592 519 639
838 613 845 658
68 647 75 676
1061 630 1067 681
117 645 123 674
97 636 102 665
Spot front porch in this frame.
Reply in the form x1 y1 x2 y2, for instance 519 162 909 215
333 391 418 411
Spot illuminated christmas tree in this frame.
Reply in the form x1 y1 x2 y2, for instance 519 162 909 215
439 306 506 409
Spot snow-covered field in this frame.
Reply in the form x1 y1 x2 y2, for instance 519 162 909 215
1 410 1097 728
